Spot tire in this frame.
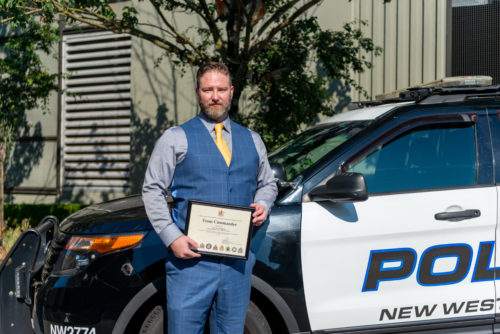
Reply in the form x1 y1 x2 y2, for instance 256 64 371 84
139 301 271 334
244 301 272 334
139 305 164 334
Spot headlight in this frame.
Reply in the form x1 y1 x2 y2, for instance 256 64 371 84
53 232 147 275
66 233 145 253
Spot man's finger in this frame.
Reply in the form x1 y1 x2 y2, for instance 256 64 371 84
184 249 201 259
253 208 262 217
187 237 199 249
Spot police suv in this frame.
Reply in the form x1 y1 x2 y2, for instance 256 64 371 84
1 77 500 334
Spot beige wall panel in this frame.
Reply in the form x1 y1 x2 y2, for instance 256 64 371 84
5 33 60 203
58 189 128 205
396 1 411 89
371 0 386 98
304 0 447 99
347 0 447 98
130 0 198 128
30 48 59 137
384 1 398 93
9 194 57 205
129 0 200 193
315 0 358 103
422 0 437 83
356 0 373 101
409 0 424 86
6 141 57 189
23 91 59 138
312 0 353 31
436 0 448 78
349 0 360 102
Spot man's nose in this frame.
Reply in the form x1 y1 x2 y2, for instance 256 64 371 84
211 89 221 100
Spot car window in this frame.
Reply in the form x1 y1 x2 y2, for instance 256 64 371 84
347 123 477 193
268 121 371 181
490 112 500 184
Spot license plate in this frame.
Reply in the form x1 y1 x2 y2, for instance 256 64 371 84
48 323 96 334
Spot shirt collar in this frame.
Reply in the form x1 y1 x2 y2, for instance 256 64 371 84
198 112 231 134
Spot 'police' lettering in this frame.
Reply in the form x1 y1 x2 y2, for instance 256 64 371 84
362 248 416 292
417 244 472 286
472 241 500 282
363 241 500 292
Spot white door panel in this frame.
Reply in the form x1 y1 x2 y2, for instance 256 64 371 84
301 187 497 331
495 185 500 308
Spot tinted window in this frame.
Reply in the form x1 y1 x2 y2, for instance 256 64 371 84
269 121 370 181
490 113 500 184
348 124 476 193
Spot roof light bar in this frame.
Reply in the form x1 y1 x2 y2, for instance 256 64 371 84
375 76 493 101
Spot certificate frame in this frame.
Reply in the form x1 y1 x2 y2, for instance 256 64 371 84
185 200 254 259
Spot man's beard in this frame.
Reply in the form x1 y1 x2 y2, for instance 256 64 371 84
199 100 231 121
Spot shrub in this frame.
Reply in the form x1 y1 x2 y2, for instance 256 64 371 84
4 203 85 229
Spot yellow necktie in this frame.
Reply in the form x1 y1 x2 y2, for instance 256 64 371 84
214 123 231 166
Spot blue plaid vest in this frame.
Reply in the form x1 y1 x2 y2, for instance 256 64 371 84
171 117 259 232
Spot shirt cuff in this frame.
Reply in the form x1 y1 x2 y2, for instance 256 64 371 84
158 224 184 248
255 199 272 214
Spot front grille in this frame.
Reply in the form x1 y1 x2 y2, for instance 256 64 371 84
42 229 71 281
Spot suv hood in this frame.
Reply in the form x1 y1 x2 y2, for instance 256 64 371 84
59 195 151 234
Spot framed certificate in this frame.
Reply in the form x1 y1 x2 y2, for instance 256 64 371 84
185 200 254 259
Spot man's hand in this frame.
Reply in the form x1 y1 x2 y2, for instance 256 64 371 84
250 203 268 226
170 235 201 259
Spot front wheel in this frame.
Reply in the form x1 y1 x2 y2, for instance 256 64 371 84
139 305 164 334
139 300 272 334
244 301 272 334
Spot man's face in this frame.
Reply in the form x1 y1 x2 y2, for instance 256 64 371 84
196 70 233 122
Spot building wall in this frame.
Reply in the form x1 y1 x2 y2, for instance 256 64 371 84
6 0 450 204
451 1 500 84
5 42 60 204
313 0 448 101
129 0 199 195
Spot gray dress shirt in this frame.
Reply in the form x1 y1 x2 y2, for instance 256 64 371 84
142 113 278 248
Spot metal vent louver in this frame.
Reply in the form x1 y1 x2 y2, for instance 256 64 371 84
61 31 131 191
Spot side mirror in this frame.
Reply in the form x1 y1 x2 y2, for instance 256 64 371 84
271 162 287 183
309 173 368 202
270 162 295 190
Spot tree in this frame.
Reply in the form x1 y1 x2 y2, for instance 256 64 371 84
1 0 381 149
0 19 59 246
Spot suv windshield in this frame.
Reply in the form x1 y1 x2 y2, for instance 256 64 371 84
268 121 371 181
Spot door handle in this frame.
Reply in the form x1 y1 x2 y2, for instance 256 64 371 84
434 209 481 220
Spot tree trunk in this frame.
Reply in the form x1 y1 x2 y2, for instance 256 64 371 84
229 61 249 118
0 133 5 248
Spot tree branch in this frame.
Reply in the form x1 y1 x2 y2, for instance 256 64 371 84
249 0 322 58
50 1 201 65
0 8 43 24
243 0 256 54
198 0 225 55
149 0 205 59
254 0 301 36
226 0 245 62
136 22 177 39
130 28 201 64
50 0 116 25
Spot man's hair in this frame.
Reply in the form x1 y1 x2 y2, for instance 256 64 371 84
196 62 232 88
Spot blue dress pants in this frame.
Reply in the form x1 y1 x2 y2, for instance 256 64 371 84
165 251 256 334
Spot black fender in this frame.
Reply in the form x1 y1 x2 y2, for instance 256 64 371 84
111 275 300 334
251 275 301 333
0 216 57 334
111 277 166 334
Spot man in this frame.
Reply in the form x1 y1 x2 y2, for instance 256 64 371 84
142 61 278 333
